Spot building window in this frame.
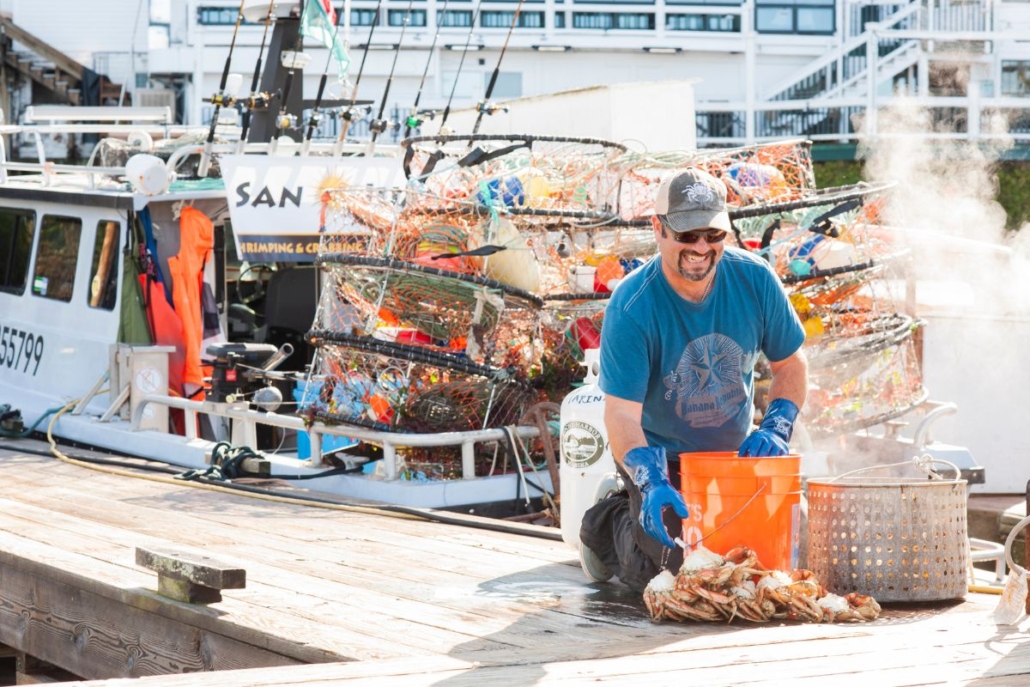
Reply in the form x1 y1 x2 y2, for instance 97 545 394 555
88 221 120 311
351 8 378 26
666 0 740 4
439 9 473 26
755 0 834 34
573 0 654 5
197 7 257 25
666 13 740 31
572 12 654 29
388 9 427 26
0 208 35 295
481 11 545 28
1001 61 1030 97
32 215 81 303
554 12 566 27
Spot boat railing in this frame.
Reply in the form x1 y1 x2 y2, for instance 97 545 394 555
22 105 174 124
130 394 541 482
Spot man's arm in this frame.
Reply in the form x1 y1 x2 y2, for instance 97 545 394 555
604 394 647 465
603 393 688 549
766 347 808 411
738 347 809 457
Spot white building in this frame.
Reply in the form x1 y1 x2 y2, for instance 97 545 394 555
1 0 1028 147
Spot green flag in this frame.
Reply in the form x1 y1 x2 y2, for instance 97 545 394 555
301 0 350 82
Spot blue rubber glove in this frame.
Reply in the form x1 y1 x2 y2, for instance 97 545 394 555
622 446 690 549
738 398 799 457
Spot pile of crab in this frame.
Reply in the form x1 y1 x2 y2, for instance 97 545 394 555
643 545 881 624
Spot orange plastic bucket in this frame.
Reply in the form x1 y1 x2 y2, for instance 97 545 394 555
680 451 802 572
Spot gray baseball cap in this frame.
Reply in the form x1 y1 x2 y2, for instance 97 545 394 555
654 168 731 233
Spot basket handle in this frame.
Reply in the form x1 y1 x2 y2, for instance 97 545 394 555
827 454 962 483
1004 514 1030 577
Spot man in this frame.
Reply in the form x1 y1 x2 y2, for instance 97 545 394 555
579 167 808 592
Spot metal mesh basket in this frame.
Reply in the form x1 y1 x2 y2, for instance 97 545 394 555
806 459 968 602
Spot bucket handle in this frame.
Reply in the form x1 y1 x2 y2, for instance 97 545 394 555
1004 514 1030 577
674 482 767 551
827 454 962 483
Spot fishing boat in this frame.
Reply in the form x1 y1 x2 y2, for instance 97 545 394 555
0 0 571 515
0 0 992 528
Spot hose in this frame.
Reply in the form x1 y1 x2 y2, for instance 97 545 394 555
20 398 560 541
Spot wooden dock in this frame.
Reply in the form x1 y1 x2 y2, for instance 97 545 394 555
0 438 1027 686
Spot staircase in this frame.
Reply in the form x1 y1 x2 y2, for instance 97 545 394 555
764 2 924 105
0 15 126 107
748 0 985 140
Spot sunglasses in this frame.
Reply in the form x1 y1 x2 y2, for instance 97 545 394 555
658 218 728 245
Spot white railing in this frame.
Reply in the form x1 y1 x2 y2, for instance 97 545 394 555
132 394 541 482
696 96 1030 146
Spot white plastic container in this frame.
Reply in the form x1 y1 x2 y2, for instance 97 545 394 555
559 348 618 549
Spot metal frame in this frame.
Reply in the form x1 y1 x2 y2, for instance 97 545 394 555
131 394 541 481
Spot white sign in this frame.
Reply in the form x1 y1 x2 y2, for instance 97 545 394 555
220 154 406 262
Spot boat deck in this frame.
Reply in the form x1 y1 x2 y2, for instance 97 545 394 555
0 438 1027 687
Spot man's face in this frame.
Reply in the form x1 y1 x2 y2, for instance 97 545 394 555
652 216 727 283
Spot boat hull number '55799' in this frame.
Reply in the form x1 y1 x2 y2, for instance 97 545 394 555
0 325 45 376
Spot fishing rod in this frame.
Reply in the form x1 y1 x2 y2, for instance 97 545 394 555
269 23 306 152
366 0 415 152
472 0 524 134
437 1 484 133
237 0 277 153
334 0 386 155
302 0 348 155
198 0 248 176
403 0 450 138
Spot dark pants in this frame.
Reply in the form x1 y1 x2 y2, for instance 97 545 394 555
579 463 685 593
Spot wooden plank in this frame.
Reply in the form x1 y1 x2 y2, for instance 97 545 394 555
0 482 645 640
36 621 1030 687
1 446 1029 687
0 530 406 666
0 554 304 681
0 496 622 656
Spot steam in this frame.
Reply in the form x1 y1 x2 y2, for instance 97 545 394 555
858 97 1010 243
804 96 1029 490
856 97 1029 316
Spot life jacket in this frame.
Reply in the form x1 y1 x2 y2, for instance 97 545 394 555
167 206 214 391
138 273 186 395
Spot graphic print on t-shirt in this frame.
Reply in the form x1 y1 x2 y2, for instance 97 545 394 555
662 333 746 428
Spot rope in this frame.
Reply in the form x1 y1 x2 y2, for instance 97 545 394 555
36 397 560 539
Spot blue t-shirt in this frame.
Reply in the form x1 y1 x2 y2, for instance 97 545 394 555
598 247 805 460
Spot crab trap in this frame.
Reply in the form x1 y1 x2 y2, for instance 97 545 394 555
314 254 544 368
304 331 537 434
615 139 818 222
400 133 629 216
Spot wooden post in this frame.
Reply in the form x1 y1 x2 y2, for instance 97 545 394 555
135 546 246 605
15 653 78 684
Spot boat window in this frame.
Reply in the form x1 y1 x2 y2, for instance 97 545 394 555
0 208 35 295
88 220 120 311
31 215 82 303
